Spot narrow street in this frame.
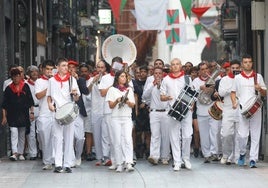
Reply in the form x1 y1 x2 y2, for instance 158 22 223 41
0 156 268 188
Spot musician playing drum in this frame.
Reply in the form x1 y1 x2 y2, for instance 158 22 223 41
47 58 80 173
231 54 267 168
160 58 193 171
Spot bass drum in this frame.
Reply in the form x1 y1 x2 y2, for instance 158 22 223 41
241 97 263 119
208 101 223 120
101 34 137 66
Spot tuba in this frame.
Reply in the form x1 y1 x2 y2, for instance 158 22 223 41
198 64 222 105
101 34 137 67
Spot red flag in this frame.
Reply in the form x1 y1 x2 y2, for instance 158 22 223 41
205 37 211 48
109 0 121 23
191 7 210 19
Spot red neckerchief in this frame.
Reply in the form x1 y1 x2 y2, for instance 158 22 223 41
9 80 25 96
54 73 70 88
241 71 255 79
110 71 115 77
86 75 91 80
168 71 184 79
41 75 49 80
116 85 128 92
27 79 35 86
163 72 168 77
199 76 208 81
228 72 235 79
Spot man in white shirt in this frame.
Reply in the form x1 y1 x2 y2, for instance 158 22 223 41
35 60 55 170
47 58 80 173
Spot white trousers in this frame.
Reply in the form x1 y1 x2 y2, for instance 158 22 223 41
36 116 54 165
221 113 239 160
238 109 262 161
169 112 193 165
111 117 133 165
74 115 85 160
101 114 112 158
198 115 220 157
149 111 170 160
53 122 75 168
27 119 38 157
10 127 25 154
92 113 104 160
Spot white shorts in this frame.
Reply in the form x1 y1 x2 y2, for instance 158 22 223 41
83 115 92 133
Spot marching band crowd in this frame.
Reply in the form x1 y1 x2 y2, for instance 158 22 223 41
1 54 267 173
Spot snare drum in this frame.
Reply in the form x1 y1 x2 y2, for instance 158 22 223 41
208 101 223 120
55 102 79 125
241 97 263 119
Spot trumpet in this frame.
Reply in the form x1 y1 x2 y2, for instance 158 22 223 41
118 89 129 109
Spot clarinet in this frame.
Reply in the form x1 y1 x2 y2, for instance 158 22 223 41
118 90 129 109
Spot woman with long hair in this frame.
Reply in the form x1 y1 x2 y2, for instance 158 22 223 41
106 70 135 172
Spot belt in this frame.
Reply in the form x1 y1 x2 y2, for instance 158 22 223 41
34 104 39 107
150 109 167 112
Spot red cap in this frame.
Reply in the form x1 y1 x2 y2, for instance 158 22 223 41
222 62 230 68
68 60 79 66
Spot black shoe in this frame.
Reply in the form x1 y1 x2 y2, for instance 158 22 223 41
194 148 199 158
86 152 96 161
30 157 37 160
204 157 211 163
54 166 63 173
64 167 72 173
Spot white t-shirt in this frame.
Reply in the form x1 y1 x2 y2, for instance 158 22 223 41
90 77 104 115
26 80 39 117
98 74 115 115
218 75 239 119
47 76 80 109
35 77 53 117
192 77 212 116
232 72 266 111
160 75 192 109
106 86 135 117
142 81 168 110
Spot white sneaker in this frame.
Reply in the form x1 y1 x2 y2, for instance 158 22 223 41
184 160 192 169
173 164 180 171
9 154 18 161
76 158 81 166
116 165 123 173
126 163 134 172
108 164 117 170
18 155 25 161
220 157 227 164
42 164 53 170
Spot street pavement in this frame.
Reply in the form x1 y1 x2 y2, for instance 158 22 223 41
0 156 268 188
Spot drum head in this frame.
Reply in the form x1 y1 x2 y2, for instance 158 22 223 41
101 34 137 66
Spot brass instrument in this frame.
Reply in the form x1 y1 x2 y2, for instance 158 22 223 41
96 72 102 85
198 64 222 105
118 89 129 109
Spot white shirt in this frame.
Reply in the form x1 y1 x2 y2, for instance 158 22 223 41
47 76 80 109
26 80 39 117
90 77 104 115
35 77 53 117
106 86 135 117
3 78 12 91
218 75 239 119
232 72 266 111
98 74 115 115
142 81 168 110
160 74 192 109
192 77 213 116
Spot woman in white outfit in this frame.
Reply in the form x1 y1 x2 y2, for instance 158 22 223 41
106 70 135 172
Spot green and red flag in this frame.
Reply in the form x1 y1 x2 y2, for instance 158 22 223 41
165 28 180 44
167 9 179 25
109 0 128 23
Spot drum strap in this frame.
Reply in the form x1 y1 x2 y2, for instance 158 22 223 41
184 75 190 86
69 77 74 102
254 73 258 96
